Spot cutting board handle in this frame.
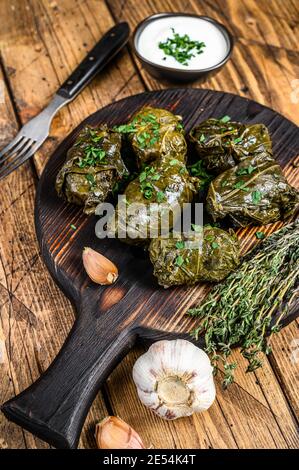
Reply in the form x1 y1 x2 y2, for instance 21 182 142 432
1 298 137 449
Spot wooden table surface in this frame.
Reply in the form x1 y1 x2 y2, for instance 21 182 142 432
0 0 298 449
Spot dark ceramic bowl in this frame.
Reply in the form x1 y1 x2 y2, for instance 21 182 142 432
132 13 234 83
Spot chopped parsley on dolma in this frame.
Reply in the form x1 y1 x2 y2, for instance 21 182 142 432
149 226 240 288
110 108 199 244
206 153 298 227
111 152 198 243
189 118 272 174
115 106 185 166
55 125 128 214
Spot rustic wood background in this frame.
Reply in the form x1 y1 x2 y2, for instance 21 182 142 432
0 0 298 449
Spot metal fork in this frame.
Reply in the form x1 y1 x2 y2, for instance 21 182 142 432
0 22 129 181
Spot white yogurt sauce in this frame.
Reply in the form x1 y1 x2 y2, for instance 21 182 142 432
137 16 229 70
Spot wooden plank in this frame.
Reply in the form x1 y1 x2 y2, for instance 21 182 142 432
105 346 238 449
29 87 298 449
0 0 143 176
105 0 299 448
0 101 108 449
106 344 299 449
108 0 299 50
107 0 299 125
0 0 139 448
0 66 38 450
0 0 298 450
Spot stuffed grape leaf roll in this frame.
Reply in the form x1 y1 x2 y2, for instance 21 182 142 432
109 152 198 244
149 226 240 288
115 106 186 166
206 153 298 227
189 118 272 174
55 125 128 214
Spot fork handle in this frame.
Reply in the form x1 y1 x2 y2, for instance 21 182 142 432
57 22 130 101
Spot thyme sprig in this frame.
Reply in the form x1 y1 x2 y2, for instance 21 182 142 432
188 220 299 388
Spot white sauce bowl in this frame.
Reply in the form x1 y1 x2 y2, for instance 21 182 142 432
133 13 234 82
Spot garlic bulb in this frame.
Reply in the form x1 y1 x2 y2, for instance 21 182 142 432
132 339 216 420
95 416 145 449
82 247 118 285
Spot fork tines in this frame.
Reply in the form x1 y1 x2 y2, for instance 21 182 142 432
0 135 37 180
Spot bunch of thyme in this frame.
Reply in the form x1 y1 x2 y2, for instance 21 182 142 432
188 220 299 387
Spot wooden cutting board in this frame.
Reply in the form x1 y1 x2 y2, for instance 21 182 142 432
2 88 299 449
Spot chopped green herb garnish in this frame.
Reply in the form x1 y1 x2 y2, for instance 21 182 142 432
113 123 136 134
233 180 249 191
78 145 107 168
170 159 180 166
221 179 228 187
211 241 219 249
255 231 265 239
156 191 165 203
88 129 103 143
175 255 185 266
200 134 206 142
70 224 77 230
86 173 95 187
175 240 185 249
220 115 231 123
247 165 256 174
187 159 213 189
191 224 202 232
251 190 262 204
236 165 256 176
158 28 206 66
139 166 162 200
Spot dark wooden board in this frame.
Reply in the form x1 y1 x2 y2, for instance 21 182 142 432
2 89 299 449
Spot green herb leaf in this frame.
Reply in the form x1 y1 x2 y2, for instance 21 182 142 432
113 123 136 134
220 115 231 123
70 224 77 230
211 241 219 249
156 191 165 203
175 255 185 266
158 29 206 66
255 231 265 239
86 173 95 186
191 224 202 232
251 190 262 204
175 240 185 249
236 165 256 176
187 160 213 189
233 180 249 191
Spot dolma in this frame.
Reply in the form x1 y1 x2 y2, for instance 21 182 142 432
117 106 186 166
149 226 240 288
110 152 198 244
56 125 128 214
206 153 298 227
189 118 272 174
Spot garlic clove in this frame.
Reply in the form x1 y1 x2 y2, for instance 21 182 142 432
132 339 216 420
82 247 118 285
95 416 145 449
